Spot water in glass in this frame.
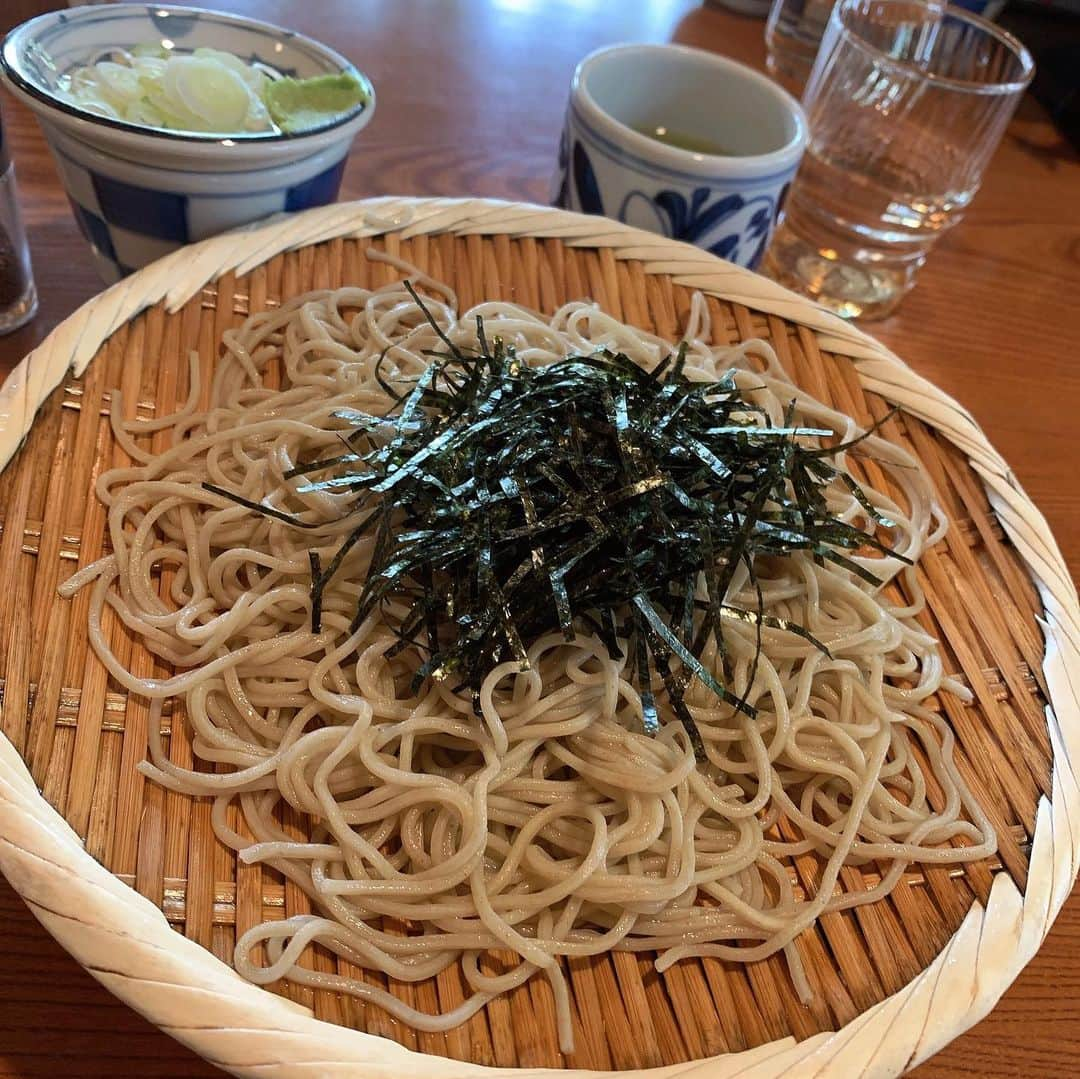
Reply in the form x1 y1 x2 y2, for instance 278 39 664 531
764 0 1033 319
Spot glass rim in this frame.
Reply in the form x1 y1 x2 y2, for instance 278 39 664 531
832 0 1035 95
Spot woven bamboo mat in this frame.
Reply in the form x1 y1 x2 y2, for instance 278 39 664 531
0 231 1052 1071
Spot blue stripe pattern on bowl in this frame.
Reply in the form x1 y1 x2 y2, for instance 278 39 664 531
59 154 349 282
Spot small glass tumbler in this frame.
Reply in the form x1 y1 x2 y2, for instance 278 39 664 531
763 0 1034 320
0 100 36 335
765 0 836 98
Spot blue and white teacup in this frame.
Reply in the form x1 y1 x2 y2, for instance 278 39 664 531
553 44 807 271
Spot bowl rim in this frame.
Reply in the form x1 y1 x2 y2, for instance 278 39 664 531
0 2 374 147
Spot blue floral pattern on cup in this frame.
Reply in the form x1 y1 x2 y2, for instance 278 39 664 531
622 186 775 268
572 139 605 217
555 129 795 272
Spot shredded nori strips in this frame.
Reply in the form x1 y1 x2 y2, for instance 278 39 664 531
207 289 907 758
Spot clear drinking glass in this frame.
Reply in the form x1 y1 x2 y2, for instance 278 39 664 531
765 0 836 98
0 99 36 334
764 0 1011 99
763 0 1034 320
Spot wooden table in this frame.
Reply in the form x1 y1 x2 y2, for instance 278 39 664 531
0 2 1077 1076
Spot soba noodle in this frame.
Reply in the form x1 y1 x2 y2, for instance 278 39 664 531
61 254 995 1052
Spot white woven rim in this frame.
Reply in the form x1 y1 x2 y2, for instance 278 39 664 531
0 197 1076 1079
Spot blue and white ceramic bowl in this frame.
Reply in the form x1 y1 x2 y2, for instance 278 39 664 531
553 44 806 271
1 4 375 283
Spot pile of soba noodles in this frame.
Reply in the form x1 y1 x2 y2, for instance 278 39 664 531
61 252 995 1052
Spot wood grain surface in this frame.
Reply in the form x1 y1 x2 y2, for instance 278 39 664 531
0 2 1077 1077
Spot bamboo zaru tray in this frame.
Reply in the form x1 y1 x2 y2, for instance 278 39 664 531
0 198 1077 1079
